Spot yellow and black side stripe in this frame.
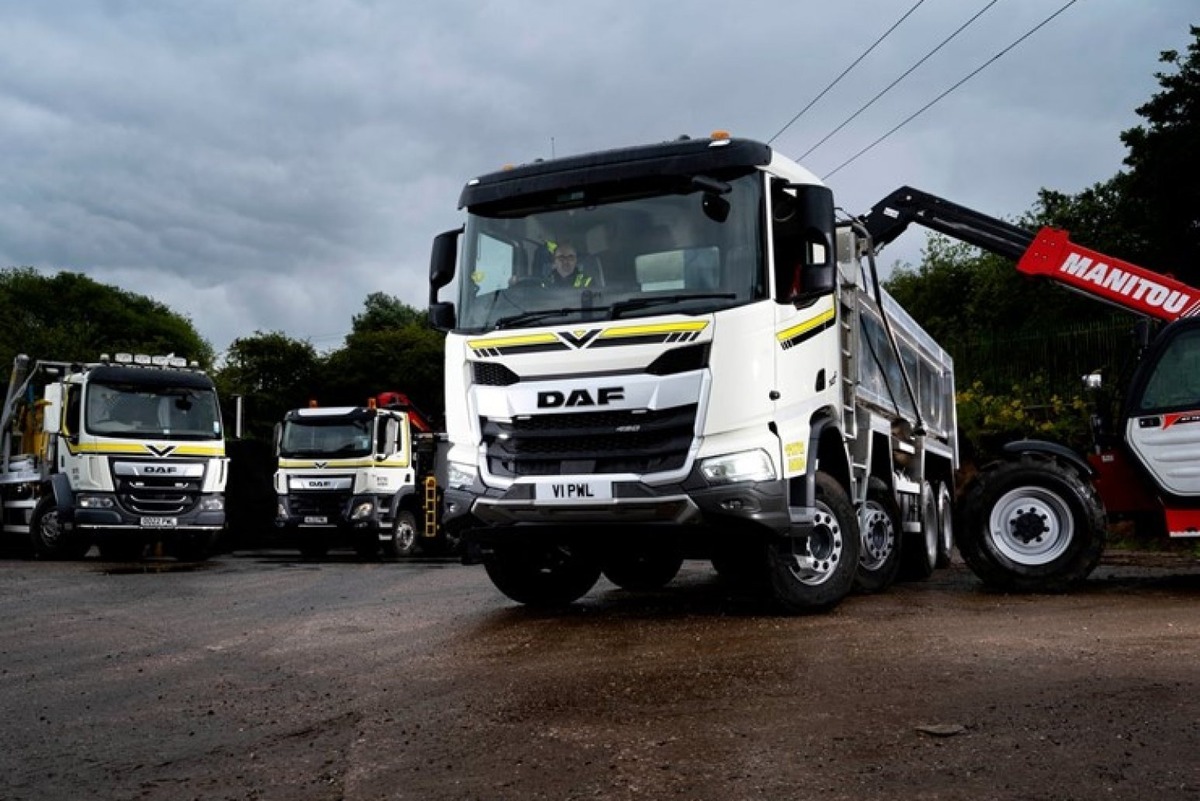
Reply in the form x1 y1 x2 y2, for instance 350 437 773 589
468 321 709 357
777 307 836 350
469 332 567 358
590 321 708 349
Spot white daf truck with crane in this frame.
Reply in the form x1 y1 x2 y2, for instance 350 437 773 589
861 187 1200 591
0 353 228 560
429 132 959 613
274 391 451 558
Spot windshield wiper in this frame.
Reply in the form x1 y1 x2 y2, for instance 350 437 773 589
493 307 599 329
609 293 737 319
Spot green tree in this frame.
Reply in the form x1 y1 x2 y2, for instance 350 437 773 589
215 332 321 441
0 267 212 370
351 291 428 333
1117 25 1200 285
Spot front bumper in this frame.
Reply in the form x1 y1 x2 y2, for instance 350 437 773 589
446 475 792 537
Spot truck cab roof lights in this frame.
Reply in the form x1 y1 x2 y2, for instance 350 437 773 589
709 130 732 145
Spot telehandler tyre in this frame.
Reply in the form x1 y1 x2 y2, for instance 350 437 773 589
957 456 1106 592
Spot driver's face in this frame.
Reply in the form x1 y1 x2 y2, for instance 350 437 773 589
554 249 577 275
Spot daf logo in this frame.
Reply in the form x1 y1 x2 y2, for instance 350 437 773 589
143 466 179 474
309 480 334 488
538 387 625 408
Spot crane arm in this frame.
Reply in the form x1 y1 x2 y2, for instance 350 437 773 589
861 186 1200 323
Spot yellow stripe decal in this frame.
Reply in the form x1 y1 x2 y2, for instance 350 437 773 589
469 332 559 350
66 442 226 457
777 308 836 343
278 458 411 469
599 321 709 340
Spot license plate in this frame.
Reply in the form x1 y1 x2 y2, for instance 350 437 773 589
140 516 177 528
534 480 613 503
303 516 328 525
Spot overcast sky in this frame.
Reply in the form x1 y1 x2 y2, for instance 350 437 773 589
2 0 1194 357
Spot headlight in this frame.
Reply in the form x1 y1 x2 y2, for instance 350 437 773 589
699 449 777 485
199 496 224 512
350 500 376 520
446 461 476 490
77 494 115 509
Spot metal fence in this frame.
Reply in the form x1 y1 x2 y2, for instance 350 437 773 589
949 315 1139 397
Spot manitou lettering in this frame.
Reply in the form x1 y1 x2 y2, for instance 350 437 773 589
1060 253 1191 315
537 387 625 408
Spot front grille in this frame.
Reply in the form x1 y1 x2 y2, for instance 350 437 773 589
482 404 697 477
116 474 204 516
287 491 352 519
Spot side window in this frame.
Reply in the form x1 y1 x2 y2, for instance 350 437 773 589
471 233 517 295
64 385 81 436
1137 327 1200 412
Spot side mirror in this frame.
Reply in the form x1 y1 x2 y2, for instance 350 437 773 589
429 302 456 332
794 185 836 300
273 422 282 457
429 226 463 330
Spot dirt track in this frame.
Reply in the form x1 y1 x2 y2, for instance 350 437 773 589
1 549 1198 800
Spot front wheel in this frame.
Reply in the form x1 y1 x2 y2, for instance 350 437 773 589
957 457 1106 592
766 472 860 613
29 496 90 560
484 543 602 607
382 510 421 558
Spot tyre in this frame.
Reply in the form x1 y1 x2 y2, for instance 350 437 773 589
765 472 859 613
97 537 147 561
899 481 938 581
483 543 602 607
854 478 901 593
934 481 955 568
296 531 329 559
602 546 684 591
957 456 1106 592
353 532 381 560
382 510 421 558
29 496 90 560
167 532 215 562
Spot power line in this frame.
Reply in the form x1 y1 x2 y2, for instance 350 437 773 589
800 0 1001 160
767 0 927 145
823 0 1081 180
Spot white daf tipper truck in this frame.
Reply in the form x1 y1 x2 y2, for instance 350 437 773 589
0 353 227 560
428 133 958 612
274 393 449 558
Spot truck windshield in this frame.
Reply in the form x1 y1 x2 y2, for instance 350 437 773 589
456 171 765 331
279 418 373 458
86 382 223 440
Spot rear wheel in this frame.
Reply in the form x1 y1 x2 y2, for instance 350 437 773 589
766 472 859 613
484 543 602 607
602 546 684 591
296 530 329 559
29 496 90 560
97 537 146 561
957 457 1106 592
854 478 901 593
934 481 955 568
900 481 938 580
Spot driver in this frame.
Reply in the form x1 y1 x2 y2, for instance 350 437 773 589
544 242 594 289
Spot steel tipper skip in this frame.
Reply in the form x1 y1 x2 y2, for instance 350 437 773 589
428 133 958 612
0 353 227 560
274 393 450 559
